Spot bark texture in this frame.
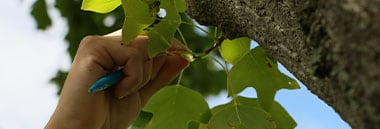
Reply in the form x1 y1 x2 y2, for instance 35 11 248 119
185 0 380 128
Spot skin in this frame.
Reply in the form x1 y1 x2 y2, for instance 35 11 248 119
45 32 189 129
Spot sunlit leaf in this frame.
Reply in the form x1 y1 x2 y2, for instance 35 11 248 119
219 37 251 64
228 47 300 110
212 96 297 129
81 0 121 13
147 0 181 57
31 0 52 30
133 86 211 129
121 0 155 45
198 123 208 129
208 101 275 129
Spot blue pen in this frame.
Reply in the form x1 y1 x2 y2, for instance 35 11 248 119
88 69 125 93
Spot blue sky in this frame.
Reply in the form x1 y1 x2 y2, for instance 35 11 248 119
0 1 350 129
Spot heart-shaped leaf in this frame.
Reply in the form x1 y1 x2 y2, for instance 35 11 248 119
219 37 251 64
132 86 211 129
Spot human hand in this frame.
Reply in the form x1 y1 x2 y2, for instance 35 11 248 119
45 31 189 129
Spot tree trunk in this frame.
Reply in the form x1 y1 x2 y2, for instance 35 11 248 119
185 0 380 128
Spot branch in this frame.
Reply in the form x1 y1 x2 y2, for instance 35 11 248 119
204 36 226 55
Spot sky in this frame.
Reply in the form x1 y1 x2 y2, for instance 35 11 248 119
0 0 351 129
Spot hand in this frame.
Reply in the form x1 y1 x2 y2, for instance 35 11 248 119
45 32 189 129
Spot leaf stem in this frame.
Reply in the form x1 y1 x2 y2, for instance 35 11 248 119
176 28 188 48
233 95 243 124
213 27 218 38
176 70 184 86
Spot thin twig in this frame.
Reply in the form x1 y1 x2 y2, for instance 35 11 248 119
204 36 226 55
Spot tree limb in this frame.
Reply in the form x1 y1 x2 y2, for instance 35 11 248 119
186 0 380 128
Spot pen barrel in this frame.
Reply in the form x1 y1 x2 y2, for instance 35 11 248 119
88 70 125 93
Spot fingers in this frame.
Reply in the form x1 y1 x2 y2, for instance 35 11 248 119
129 38 189 103
102 36 150 98
151 55 167 80
113 50 144 98
80 35 188 100
112 38 188 99
141 59 153 86
76 35 150 98
107 54 188 129
75 35 148 70
139 54 189 105
104 36 149 67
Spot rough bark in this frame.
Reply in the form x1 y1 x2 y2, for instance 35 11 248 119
185 0 380 128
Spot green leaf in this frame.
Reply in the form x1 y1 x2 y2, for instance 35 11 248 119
81 0 121 13
186 121 208 129
198 123 208 129
134 86 211 129
147 0 181 57
228 47 300 110
212 96 297 129
270 101 297 129
121 0 155 45
219 37 251 64
132 111 153 129
31 0 52 30
208 102 275 129
187 121 201 129
175 0 187 12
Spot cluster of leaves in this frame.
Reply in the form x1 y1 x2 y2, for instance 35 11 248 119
32 0 300 128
